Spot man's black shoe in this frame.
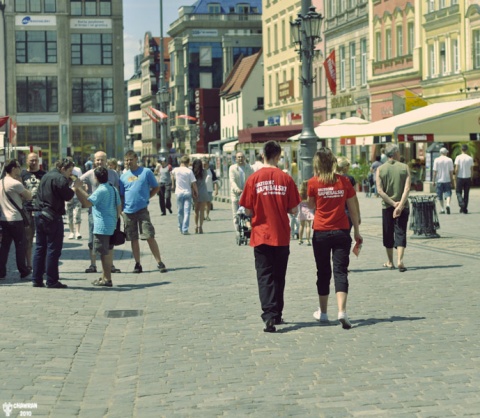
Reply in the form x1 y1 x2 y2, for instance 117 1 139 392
32 282 45 288
264 318 276 333
168 208 172 214
161 213 166 216
47 281 68 289
274 317 285 325
133 262 142 273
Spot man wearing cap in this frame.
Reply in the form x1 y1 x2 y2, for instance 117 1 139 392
432 147 454 214
454 144 474 214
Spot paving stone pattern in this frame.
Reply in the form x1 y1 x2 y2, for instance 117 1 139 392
1 189 479 417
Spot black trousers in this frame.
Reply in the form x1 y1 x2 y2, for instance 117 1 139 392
456 178 471 212
0 220 29 278
254 244 290 322
158 183 172 215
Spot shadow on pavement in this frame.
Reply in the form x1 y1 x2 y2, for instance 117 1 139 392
67 281 171 291
350 264 462 273
275 315 425 332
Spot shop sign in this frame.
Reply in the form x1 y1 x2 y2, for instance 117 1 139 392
70 19 112 29
398 134 434 142
278 81 293 100
331 94 353 109
16 15 56 26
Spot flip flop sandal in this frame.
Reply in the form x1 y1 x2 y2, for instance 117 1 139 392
383 263 395 270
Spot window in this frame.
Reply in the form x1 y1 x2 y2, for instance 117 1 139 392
348 0 356 8
349 42 356 88
407 22 414 55
428 44 436 77
327 0 336 18
16 31 57 63
71 0 111 16
386 29 392 60
440 41 446 74
237 3 249 14
267 27 271 54
375 32 382 61
199 46 212 66
17 76 58 112
281 20 286 49
339 0 346 14
439 0 446 8
15 0 56 13
72 78 113 113
428 0 435 13
360 38 367 85
71 34 112 65
452 38 459 73
274 23 278 51
396 26 403 57
475 31 480 69
340 45 345 90
208 3 221 14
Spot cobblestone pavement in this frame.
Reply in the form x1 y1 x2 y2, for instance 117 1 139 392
1 189 479 417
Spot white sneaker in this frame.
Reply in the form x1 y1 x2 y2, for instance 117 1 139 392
313 308 329 323
75 233 82 240
338 312 352 329
68 232 75 239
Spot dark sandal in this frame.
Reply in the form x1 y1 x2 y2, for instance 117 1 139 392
85 265 97 273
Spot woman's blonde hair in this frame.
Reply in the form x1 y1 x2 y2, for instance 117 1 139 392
299 180 308 200
336 156 350 174
313 147 337 185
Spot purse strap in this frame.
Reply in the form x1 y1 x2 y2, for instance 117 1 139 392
109 183 121 228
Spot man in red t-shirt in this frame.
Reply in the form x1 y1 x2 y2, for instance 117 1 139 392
240 141 301 333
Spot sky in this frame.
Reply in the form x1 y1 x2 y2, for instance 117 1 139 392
123 1 187 80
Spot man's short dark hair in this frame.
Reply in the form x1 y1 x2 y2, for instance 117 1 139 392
94 166 109 184
55 158 75 171
4 159 20 174
263 141 281 161
124 150 137 159
461 144 468 152
375 156 381 162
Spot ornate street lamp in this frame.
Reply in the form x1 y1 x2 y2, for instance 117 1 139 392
157 85 169 159
290 2 323 183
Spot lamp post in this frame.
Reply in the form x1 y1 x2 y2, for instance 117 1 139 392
290 2 323 183
157 0 168 160
157 86 169 159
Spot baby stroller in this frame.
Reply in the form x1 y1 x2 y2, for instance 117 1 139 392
235 207 251 246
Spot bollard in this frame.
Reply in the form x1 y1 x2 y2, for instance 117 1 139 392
408 195 440 238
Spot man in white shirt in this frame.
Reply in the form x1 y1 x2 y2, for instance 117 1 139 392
250 153 264 172
454 144 474 214
171 155 198 235
432 147 454 214
229 151 254 229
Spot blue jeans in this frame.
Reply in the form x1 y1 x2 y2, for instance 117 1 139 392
176 192 192 233
32 214 64 286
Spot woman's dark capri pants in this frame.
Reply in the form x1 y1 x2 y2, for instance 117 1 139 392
312 229 352 295
382 206 409 248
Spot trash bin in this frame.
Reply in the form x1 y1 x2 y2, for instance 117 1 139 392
408 195 440 238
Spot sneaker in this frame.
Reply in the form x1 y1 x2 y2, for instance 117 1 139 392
307 240 311 246
92 278 112 287
76 233 82 239
32 281 45 288
183 231 190 235
157 262 167 273
47 281 68 289
439 210 445 214
298 240 304 245
338 312 352 329
68 232 75 239
85 265 97 273
446 206 450 215
263 318 276 333
111 266 121 273
133 262 142 273
313 308 329 324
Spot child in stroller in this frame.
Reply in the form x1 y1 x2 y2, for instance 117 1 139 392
235 206 251 245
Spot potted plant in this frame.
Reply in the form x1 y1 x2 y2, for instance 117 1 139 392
349 159 371 192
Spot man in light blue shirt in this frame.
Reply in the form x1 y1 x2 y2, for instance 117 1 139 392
119 151 167 274
74 167 121 287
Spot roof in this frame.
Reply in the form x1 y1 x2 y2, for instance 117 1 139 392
220 50 262 98
192 0 262 14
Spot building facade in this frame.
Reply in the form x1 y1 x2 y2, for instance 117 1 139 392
4 0 125 169
167 0 262 154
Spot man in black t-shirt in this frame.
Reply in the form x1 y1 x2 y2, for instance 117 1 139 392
21 153 46 271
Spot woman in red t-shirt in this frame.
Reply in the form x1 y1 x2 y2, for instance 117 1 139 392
307 148 362 329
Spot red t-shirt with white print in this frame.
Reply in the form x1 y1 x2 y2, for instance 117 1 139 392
308 174 356 231
240 167 301 247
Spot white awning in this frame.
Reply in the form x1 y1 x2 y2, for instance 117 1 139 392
223 140 238 152
288 117 370 141
339 98 480 144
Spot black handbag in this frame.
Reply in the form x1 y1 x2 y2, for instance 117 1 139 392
109 185 125 246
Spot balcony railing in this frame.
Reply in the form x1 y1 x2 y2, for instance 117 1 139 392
169 13 262 31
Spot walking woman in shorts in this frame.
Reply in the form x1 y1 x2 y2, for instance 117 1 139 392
308 148 362 329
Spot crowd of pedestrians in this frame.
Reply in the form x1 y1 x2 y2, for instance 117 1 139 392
0 141 476 334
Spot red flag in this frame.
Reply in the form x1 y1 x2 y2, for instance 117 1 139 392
143 109 159 123
150 106 167 119
323 50 337 96
176 115 197 121
0 116 9 128
9 118 17 146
